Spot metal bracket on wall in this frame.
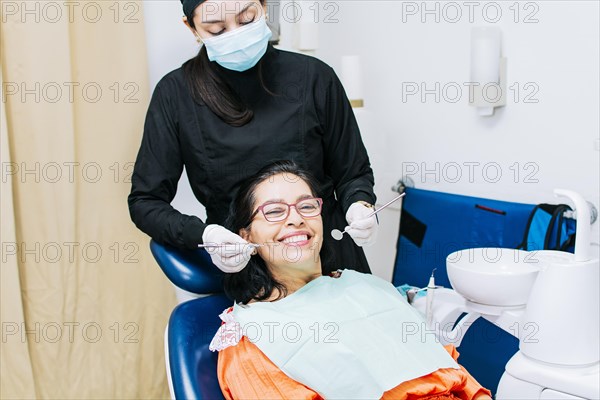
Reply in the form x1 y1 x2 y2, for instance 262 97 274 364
391 176 415 195
585 201 598 225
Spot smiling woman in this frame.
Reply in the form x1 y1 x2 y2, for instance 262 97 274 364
223 160 327 303
214 160 492 400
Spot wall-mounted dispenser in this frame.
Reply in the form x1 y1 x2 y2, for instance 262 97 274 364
469 27 507 116
341 55 364 108
292 1 318 53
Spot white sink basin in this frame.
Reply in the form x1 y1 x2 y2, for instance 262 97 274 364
447 248 541 307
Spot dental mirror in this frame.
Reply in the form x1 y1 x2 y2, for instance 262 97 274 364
330 192 406 241
331 228 346 241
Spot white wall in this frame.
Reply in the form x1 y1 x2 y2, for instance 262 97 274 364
143 1 600 281
310 1 600 280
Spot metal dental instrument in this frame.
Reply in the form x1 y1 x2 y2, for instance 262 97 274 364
198 243 262 249
331 192 406 240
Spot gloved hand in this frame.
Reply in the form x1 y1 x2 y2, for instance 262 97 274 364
202 224 255 273
345 201 378 247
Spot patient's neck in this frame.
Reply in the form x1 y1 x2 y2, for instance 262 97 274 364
268 259 322 298
278 271 322 295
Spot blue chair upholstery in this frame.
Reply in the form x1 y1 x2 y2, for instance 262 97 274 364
150 240 224 294
150 240 228 399
393 187 536 288
167 294 229 400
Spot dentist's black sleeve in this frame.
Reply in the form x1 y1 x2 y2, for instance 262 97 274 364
128 78 206 250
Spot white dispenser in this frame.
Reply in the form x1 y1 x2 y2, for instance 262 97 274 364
520 189 599 366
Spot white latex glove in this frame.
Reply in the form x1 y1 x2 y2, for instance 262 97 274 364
201 224 255 273
345 202 378 247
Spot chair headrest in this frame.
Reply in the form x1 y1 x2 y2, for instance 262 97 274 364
150 240 224 295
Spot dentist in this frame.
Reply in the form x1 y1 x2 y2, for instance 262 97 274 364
128 0 377 275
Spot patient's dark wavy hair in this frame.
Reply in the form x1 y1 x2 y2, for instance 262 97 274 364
224 160 332 304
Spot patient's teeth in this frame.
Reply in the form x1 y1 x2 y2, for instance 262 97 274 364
283 235 308 244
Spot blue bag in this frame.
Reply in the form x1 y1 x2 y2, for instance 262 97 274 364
517 203 576 252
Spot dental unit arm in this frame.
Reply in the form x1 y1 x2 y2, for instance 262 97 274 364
553 189 591 262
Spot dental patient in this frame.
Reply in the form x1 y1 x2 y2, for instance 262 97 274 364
210 160 492 400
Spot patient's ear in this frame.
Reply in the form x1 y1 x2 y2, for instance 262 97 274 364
239 228 252 242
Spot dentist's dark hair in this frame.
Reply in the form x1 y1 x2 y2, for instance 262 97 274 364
223 160 330 304
183 0 276 127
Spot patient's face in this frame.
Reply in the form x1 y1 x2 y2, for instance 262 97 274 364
243 173 323 274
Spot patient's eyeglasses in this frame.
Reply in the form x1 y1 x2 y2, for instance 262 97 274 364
250 197 323 222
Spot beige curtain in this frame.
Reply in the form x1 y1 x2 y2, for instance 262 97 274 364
1 1 176 398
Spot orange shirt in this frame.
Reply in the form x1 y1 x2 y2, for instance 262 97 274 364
218 336 491 400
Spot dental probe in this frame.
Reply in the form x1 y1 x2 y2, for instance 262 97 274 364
198 243 262 249
331 192 406 241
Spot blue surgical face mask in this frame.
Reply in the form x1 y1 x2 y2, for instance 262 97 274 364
201 16 272 72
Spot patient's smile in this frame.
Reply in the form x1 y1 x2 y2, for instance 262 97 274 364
278 231 312 246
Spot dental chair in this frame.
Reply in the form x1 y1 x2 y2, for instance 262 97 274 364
150 239 227 399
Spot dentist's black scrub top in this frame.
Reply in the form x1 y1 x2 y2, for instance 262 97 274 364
128 45 376 274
